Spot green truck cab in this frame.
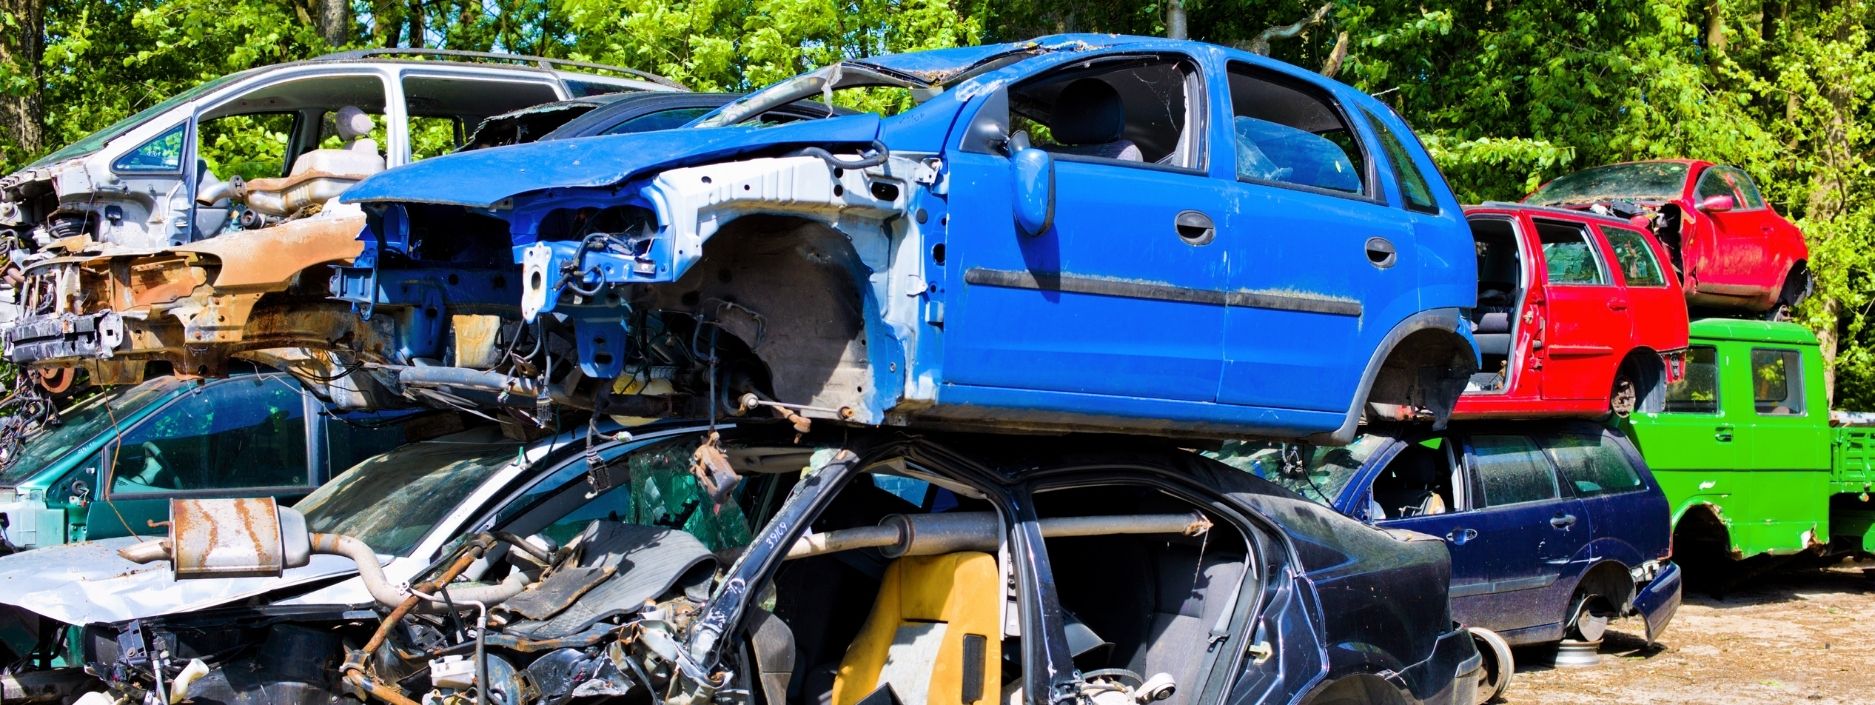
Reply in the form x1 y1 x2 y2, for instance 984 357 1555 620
0 373 425 551
1625 319 1875 567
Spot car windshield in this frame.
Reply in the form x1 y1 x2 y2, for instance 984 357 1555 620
22 70 253 171
1526 162 1690 206
1206 434 1392 506
0 378 182 484
296 430 520 556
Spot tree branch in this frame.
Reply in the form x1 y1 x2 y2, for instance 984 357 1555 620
1320 30 1349 77
1244 3 1333 55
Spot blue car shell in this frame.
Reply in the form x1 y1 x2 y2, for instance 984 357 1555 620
1222 419 1682 646
338 35 1480 443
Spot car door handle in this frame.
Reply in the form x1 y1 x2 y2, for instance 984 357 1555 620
1175 210 1215 245
1445 528 1478 545
1607 299 1629 311
1365 237 1397 268
1550 513 1577 529
1715 424 1734 442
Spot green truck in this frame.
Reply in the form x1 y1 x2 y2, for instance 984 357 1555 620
1625 318 1875 571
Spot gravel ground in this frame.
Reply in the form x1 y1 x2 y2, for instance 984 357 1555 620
1503 557 1875 705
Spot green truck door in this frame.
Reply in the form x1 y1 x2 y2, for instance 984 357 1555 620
1631 344 1741 515
1735 344 1832 551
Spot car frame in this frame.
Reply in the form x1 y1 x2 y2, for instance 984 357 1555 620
1523 159 1810 318
1457 203 1689 419
1218 420 1682 651
331 34 1480 443
2 421 1480 705
0 49 681 403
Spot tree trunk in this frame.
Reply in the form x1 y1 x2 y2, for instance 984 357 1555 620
319 0 349 47
1705 0 1727 56
1166 0 1186 39
0 0 47 158
1816 297 1841 405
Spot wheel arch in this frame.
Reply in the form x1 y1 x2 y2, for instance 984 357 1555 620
1314 308 1477 444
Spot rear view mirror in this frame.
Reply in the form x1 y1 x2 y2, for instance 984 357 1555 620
1697 194 1735 212
1010 136 1055 237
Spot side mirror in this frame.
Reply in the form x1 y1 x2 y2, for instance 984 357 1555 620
1010 136 1055 237
1697 194 1734 212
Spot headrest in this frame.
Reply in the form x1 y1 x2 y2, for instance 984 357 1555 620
335 106 373 141
1052 78 1126 145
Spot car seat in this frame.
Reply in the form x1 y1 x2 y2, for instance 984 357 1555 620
1046 79 1142 162
239 105 386 219
831 552 1002 705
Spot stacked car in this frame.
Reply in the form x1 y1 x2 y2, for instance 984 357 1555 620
0 30 1851 705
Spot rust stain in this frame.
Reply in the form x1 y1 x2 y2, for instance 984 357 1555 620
174 215 366 288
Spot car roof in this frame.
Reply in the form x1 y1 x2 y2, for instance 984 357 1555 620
1466 201 1646 229
306 48 684 90
1688 319 1819 346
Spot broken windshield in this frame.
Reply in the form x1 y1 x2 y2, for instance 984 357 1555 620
296 430 519 555
1207 434 1391 506
0 378 182 483
1527 162 1690 206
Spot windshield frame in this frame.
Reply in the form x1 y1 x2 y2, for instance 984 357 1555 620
1526 161 1692 207
693 63 920 129
1207 434 1396 509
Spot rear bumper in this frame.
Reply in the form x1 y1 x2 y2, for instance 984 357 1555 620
1632 561 1683 645
1404 626 1482 705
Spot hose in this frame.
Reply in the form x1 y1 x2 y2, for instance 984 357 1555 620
795 140 890 170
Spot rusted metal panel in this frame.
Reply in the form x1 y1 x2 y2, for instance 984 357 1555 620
169 497 287 579
173 215 366 289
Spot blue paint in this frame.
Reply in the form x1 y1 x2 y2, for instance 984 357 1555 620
346 35 1481 440
1293 421 1680 646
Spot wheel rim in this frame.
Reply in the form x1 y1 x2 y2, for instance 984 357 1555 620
1610 376 1637 417
1569 600 1611 642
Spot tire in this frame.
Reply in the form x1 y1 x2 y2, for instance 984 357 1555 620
1764 266 1813 322
1468 627 1514 704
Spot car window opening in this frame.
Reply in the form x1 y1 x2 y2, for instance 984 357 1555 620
1468 216 1526 394
1534 218 1608 286
1031 483 1253 705
1227 62 1366 195
1010 57 1200 169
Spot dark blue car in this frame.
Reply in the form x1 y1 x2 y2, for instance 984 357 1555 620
1217 420 1683 654
329 35 1479 443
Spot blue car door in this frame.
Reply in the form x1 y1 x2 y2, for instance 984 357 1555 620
1370 440 1493 602
1459 433 1593 635
1211 60 1414 414
939 52 1233 403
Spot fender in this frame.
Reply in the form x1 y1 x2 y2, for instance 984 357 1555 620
1316 308 1478 445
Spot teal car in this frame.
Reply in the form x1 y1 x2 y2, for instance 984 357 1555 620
0 373 429 551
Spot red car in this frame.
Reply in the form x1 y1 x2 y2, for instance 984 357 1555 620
1524 159 1810 318
1456 204 1690 419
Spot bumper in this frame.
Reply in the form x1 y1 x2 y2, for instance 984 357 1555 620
1403 626 1481 705
1633 561 1683 645
4 311 125 364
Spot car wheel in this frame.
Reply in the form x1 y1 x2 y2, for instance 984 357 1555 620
1609 373 1638 417
1764 266 1813 321
1468 627 1514 704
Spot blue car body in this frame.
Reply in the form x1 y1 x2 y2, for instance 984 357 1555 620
335 35 1478 442
1221 419 1682 646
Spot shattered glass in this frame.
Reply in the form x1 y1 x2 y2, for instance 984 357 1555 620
1527 162 1689 206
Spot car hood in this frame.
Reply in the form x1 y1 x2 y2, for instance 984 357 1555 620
0 537 382 625
342 114 882 210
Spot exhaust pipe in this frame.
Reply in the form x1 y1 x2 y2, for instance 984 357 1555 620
785 511 1212 560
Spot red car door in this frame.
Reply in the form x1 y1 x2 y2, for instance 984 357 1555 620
1595 222 1689 357
1686 165 1769 292
1529 216 1631 403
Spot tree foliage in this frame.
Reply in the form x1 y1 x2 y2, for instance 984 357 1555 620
5 0 1875 406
